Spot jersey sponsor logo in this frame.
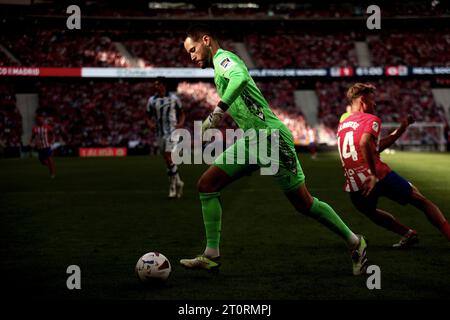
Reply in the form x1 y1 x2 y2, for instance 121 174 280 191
372 121 379 132
220 57 234 70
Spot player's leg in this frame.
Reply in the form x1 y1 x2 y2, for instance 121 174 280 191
349 190 417 248
284 182 368 275
197 165 242 257
38 149 46 166
274 130 367 275
285 184 360 248
380 171 450 242
180 138 257 270
164 151 178 198
274 129 359 247
159 137 177 198
166 134 184 198
47 156 56 178
350 191 412 236
38 149 52 177
408 185 450 241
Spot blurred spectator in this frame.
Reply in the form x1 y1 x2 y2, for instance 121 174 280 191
246 31 358 68
3 30 129 67
0 84 22 150
316 79 447 147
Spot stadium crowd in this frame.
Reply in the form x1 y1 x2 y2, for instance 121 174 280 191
316 79 447 130
1 77 447 154
0 84 22 153
246 32 359 68
2 30 129 67
368 31 450 67
2 29 449 69
0 15 448 153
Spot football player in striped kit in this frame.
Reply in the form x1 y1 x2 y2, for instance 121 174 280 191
146 77 185 198
30 115 56 178
337 83 450 247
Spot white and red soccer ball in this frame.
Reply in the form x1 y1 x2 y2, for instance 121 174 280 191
135 252 171 284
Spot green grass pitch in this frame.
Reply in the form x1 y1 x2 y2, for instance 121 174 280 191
1 151 449 300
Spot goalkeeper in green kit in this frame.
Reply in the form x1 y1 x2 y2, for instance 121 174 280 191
181 25 368 275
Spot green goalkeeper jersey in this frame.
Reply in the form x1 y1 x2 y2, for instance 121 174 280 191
213 48 286 133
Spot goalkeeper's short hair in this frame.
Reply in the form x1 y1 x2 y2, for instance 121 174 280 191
186 24 217 41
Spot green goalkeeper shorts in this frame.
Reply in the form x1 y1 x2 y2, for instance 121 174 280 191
213 128 305 193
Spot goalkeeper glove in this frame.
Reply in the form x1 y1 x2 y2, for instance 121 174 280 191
201 102 229 135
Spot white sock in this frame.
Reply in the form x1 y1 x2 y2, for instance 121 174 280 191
204 247 220 258
347 233 360 249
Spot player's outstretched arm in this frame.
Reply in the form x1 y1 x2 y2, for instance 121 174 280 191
379 115 415 152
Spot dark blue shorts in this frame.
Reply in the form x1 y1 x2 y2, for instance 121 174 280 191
38 148 52 162
375 171 413 204
350 171 413 210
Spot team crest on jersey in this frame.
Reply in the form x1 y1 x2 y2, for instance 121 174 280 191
220 57 234 70
372 121 379 132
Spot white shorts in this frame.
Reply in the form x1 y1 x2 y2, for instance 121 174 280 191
158 133 180 154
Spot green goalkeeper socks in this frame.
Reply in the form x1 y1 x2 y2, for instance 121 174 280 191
198 193 357 251
199 192 222 250
309 197 357 244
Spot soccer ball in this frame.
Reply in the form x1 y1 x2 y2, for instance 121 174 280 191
135 252 172 284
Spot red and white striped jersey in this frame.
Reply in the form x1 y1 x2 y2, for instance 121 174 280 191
336 112 391 192
32 125 53 149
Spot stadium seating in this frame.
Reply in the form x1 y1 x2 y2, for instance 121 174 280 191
1 77 446 150
0 49 18 66
0 84 22 149
0 4 448 152
368 31 450 66
32 80 311 149
2 30 129 67
2 28 448 69
246 32 358 68
315 79 447 146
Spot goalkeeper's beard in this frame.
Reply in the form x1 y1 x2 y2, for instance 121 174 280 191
201 59 212 69
201 49 213 69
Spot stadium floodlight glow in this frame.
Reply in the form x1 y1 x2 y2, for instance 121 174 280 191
148 2 194 9
215 3 259 9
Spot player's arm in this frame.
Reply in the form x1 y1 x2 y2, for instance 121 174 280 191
219 61 250 108
378 115 415 152
145 98 156 130
145 116 155 130
359 133 378 196
202 55 250 132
